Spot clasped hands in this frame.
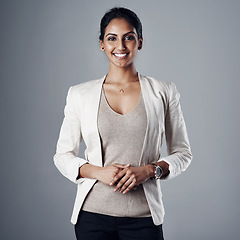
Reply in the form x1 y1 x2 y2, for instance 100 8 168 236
97 163 151 194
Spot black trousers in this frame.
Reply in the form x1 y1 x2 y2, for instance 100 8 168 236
74 210 164 240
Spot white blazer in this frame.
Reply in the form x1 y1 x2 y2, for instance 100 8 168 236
53 73 192 225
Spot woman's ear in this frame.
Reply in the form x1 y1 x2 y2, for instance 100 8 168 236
138 38 143 50
100 40 105 51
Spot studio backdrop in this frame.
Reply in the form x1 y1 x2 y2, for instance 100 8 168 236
1 0 239 239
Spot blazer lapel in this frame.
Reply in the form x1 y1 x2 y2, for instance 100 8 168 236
81 76 106 167
138 74 160 166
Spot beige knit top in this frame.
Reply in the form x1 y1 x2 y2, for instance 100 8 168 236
81 88 151 217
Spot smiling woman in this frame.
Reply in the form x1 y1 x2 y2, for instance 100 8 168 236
53 7 192 240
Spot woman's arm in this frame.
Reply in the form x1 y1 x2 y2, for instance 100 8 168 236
158 82 192 180
78 163 131 186
110 161 169 194
53 87 88 183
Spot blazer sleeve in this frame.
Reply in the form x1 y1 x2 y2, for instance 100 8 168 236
53 86 88 184
158 82 192 180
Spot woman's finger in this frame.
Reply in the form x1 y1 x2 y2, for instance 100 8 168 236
110 169 126 186
119 177 135 193
122 181 137 194
114 173 130 191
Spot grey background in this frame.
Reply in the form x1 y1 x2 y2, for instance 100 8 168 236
1 0 239 239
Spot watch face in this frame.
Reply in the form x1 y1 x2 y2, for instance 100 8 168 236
156 167 161 178
155 167 162 179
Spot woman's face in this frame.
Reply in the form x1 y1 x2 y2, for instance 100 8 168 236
100 18 143 68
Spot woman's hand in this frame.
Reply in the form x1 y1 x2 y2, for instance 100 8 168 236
110 165 153 194
96 163 131 186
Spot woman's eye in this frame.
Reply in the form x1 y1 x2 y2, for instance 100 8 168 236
125 35 135 41
107 36 116 41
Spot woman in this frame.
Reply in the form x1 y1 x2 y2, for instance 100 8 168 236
54 7 192 240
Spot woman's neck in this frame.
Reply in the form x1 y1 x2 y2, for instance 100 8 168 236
106 64 138 84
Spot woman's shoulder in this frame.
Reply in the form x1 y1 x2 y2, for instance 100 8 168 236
67 76 105 102
71 76 105 92
141 74 178 95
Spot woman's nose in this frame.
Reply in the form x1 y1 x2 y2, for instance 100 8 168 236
117 39 126 50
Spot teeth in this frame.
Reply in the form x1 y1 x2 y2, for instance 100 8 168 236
114 53 127 57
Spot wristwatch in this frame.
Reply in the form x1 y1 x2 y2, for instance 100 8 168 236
150 163 163 180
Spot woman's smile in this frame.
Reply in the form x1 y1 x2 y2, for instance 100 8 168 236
112 52 129 60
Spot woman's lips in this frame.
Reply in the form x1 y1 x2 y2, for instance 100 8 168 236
112 53 129 60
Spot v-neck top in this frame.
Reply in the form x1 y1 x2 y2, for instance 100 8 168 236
81 88 151 217
102 86 142 116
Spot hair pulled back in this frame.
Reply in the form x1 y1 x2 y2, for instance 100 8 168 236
99 7 143 41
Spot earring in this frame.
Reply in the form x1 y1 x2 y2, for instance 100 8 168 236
102 47 104 50
138 46 141 50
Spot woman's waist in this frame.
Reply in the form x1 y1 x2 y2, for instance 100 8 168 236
81 181 151 217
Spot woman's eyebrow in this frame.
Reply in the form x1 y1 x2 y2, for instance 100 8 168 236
105 33 117 37
105 31 136 37
123 31 136 36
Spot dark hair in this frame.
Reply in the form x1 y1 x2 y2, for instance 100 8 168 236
99 7 143 41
